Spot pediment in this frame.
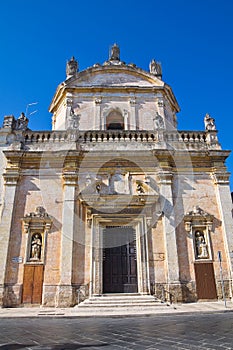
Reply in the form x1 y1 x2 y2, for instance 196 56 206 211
65 67 164 88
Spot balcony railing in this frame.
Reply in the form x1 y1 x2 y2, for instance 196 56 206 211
23 129 220 150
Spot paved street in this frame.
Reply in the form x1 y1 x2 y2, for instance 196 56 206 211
0 312 233 350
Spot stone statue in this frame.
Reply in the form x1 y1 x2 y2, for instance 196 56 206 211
30 233 42 260
110 43 120 61
204 113 216 131
26 206 48 218
149 59 162 76
153 112 164 130
195 231 209 259
66 56 78 77
67 107 80 129
15 112 29 131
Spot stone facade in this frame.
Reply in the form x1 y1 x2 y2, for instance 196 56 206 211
0 45 233 307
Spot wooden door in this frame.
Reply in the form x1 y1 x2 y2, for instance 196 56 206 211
194 262 217 300
22 265 44 304
103 227 138 293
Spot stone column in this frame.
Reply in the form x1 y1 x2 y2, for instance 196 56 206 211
94 97 102 130
91 218 102 296
137 219 150 294
212 172 233 282
0 169 19 306
158 171 180 296
56 170 78 307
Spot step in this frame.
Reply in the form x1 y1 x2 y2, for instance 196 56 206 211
75 294 165 309
87 295 156 301
77 303 164 308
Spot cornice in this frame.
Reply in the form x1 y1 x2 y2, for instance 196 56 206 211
49 65 180 114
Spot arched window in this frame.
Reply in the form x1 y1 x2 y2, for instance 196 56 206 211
106 110 124 130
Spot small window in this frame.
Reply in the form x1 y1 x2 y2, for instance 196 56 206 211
106 110 124 130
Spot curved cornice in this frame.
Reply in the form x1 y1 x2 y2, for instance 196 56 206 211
49 64 180 113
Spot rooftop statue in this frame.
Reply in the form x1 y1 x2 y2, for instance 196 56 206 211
15 112 29 131
204 113 216 131
66 56 78 77
149 59 162 77
110 43 120 61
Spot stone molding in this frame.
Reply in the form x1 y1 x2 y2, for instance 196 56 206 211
3 171 20 186
211 172 230 185
184 206 214 233
157 171 173 185
62 171 78 186
22 206 53 235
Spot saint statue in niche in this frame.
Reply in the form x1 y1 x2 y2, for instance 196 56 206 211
195 231 209 259
30 233 42 260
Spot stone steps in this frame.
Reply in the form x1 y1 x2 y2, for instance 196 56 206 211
75 294 169 312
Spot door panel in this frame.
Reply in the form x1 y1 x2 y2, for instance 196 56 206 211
32 265 44 303
194 262 217 300
103 227 138 293
22 265 44 304
22 265 34 303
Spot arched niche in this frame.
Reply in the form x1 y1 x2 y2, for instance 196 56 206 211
106 109 124 130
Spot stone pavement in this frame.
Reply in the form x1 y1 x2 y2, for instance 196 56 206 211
1 310 233 349
0 300 232 318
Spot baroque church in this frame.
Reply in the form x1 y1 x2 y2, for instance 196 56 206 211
0 44 233 308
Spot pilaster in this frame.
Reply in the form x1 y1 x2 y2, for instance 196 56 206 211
129 96 136 129
0 167 20 306
211 171 233 284
158 171 180 290
56 169 78 307
94 97 102 130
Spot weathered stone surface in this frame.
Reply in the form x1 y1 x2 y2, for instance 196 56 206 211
0 46 232 308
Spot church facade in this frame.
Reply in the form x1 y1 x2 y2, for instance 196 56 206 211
0 45 233 307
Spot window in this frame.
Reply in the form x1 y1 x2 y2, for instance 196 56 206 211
106 110 124 130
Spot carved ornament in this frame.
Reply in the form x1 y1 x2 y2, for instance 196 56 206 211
22 206 52 234
184 206 214 232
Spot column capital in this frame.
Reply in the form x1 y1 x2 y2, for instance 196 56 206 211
211 172 230 185
3 171 20 186
94 97 102 105
62 171 78 186
157 171 173 185
129 98 136 105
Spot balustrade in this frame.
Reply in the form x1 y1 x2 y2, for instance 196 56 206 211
23 129 219 150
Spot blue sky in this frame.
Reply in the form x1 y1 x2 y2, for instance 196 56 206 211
0 0 233 189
